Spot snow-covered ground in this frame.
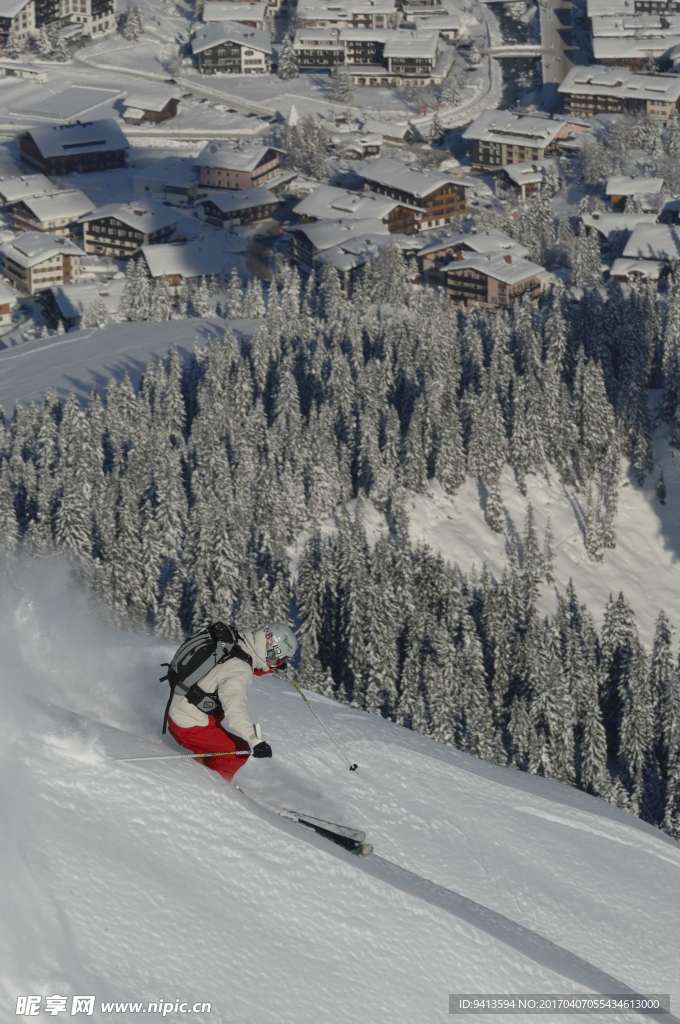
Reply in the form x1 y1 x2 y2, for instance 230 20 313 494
2 556 679 1023
0 318 256 409
403 421 680 646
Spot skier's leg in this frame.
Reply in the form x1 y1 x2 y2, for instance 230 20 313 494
168 714 251 780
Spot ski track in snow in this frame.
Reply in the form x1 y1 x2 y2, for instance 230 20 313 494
227 788 680 1024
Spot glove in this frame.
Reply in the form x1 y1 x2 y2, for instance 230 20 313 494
252 741 272 758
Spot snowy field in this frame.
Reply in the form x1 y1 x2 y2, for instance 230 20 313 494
2 556 679 1023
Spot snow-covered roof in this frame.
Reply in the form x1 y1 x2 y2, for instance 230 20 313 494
502 158 560 188
354 156 453 198
14 86 123 123
409 12 462 29
289 217 390 252
48 279 126 321
1 231 83 268
581 211 657 239
418 229 530 260
23 120 129 160
141 235 246 278
593 34 680 60
80 201 181 234
293 28 345 46
294 183 421 220
0 173 60 205
443 252 547 286
591 11 680 36
17 189 95 223
611 256 664 280
0 0 31 17
317 231 418 272
199 186 278 213
559 65 680 104
196 141 278 171
360 117 408 140
587 0 629 14
297 0 397 19
606 175 665 197
201 0 266 20
122 88 179 113
383 30 438 59
622 223 680 261
191 21 272 54
463 110 566 148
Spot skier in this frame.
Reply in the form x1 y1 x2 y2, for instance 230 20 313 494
167 623 298 781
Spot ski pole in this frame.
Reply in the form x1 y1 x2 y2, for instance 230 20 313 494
114 750 251 763
286 675 358 772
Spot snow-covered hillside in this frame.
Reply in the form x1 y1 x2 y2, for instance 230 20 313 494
2 557 679 1024
404 422 680 646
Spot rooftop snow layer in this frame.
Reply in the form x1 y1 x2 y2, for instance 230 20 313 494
191 21 272 54
80 201 182 234
23 120 129 159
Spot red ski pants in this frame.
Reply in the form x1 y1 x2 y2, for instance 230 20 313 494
168 713 251 780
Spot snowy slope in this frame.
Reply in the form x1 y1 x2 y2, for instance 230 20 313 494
2 556 679 1024
0 318 256 413
405 422 680 646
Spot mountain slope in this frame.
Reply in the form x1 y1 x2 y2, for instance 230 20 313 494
2 557 679 1024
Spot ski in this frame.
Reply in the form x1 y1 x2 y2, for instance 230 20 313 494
234 786 373 856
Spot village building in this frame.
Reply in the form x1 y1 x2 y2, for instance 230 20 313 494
295 0 401 30
196 142 281 189
354 157 466 227
288 218 389 271
558 66 680 121
610 257 664 282
405 11 460 39
581 211 657 253
441 252 549 308
122 89 180 126
622 223 680 266
0 0 35 48
316 231 420 293
331 132 382 159
463 111 570 170
417 229 530 281
140 236 245 289
0 279 18 327
0 173 60 205
293 183 423 234
9 188 95 236
19 120 129 175
0 231 83 294
191 22 272 74
197 186 280 226
499 159 560 201
79 201 182 258
43 278 125 331
201 0 267 26
292 26 442 84
605 175 665 212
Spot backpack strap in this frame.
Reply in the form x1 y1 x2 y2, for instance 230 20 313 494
160 625 249 734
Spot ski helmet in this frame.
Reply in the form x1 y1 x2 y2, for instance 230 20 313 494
261 623 298 670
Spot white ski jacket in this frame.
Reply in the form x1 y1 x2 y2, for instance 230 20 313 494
168 629 269 747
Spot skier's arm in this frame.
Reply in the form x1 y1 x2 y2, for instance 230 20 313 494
209 660 262 748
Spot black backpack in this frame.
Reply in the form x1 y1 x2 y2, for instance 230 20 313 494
160 622 238 734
